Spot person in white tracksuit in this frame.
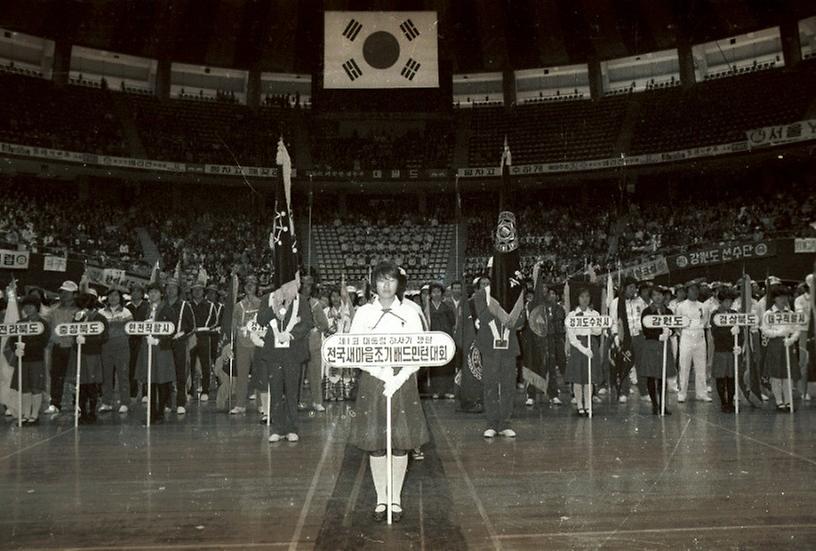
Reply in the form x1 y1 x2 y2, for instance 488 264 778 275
676 282 712 403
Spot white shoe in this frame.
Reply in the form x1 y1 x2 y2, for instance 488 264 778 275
499 428 517 438
268 433 282 443
618 395 628 404
4 409 12 416
164 406 171 413
598 388 608 396
805 394 812 401
761 394 769 402
525 398 534 407
286 433 299 442
249 394 256 401
45 405 59 414
698 394 713 403
200 393 209 402
678 393 686 403
571 397 577 405
98 403 113 412
706 385 712 394
177 406 186 415
118 405 128 414
551 397 563 405
229 406 246 415
141 396 148 404
483 429 497 438
312 403 326 412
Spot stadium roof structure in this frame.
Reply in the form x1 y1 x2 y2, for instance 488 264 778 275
0 0 812 74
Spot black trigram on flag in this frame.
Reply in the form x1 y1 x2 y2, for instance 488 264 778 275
342 59 363 81
400 19 420 41
401 58 421 80
342 19 363 41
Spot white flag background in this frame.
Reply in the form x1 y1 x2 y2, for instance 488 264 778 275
324 11 439 89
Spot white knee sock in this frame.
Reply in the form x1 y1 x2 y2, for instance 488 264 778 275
369 455 388 506
392 454 408 507
21 393 32 419
31 394 42 419
584 384 592 410
574 384 583 408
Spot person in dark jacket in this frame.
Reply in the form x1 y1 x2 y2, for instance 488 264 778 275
427 281 456 398
69 290 109 425
6 295 50 424
256 285 314 442
136 282 178 424
126 284 149 400
710 287 744 413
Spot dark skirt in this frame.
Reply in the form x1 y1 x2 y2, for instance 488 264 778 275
135 340 176 384
11 360 46 393
349 368 430 452
638 339 676 379
764 337 799 381
565 336 603 384
712 351 738 379
250 353 269 392
68 351 103 384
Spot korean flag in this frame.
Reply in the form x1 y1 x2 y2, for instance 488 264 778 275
324 11 439 89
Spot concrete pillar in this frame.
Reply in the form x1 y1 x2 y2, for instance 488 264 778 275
588 58 603 100
52 41 72 85
247 69 261 109
781 17 802 68
156 58 171 99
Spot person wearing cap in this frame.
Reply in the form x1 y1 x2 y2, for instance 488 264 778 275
639 286 676 415
189 281 217 403
229 275 260 415
710 287 744 413
760 284 800 411
206 284 224 375
136 282 178 424
609 277 645 404
44 280 79 414
69 291 109 424
165 278 196 414
99 288 134 414
5 295 50 424
125 283 149 401
675 281 713 403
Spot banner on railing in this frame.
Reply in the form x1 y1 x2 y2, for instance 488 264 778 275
84 265 150 290
43 255 67 272
604 255 669 282
746 119 816 149
667 240 776 271
0 249 29 270
794 238 816 254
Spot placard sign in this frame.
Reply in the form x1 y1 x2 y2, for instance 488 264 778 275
55 321 105 337
712 313 759 327
322 332 455 368
642 315 690 329
124 321 176 336
763 311 807 327
0 321 45 337
565 315 614 329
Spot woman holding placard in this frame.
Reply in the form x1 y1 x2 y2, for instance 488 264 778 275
565 288 602 417
348 261 428 523
135 282 177 424
5 295 49 424
69 291 109 425
711 287 743 413
760 284 800 412
639 286 675 416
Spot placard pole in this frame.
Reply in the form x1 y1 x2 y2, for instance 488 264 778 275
75 341 82 428
17 335 23 428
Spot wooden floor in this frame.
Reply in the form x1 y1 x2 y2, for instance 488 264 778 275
2 391 816 550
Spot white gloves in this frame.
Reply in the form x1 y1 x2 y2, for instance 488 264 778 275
76 335 86 345
733 345 743 355
578 344 593 359
659 328 670 342
276 331 293 344
250 328 266 347
730 326 740 336
14 341 25 358
784 336 797 348
146 336 159 347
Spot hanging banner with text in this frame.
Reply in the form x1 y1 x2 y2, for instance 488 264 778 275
603 255 669 282
794 238 816 254
746 119 816 149
667 240 776 271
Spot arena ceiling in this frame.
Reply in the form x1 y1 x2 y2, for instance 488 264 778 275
1 0 812 73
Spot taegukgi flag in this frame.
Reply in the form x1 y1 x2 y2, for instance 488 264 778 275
324 11 439 89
